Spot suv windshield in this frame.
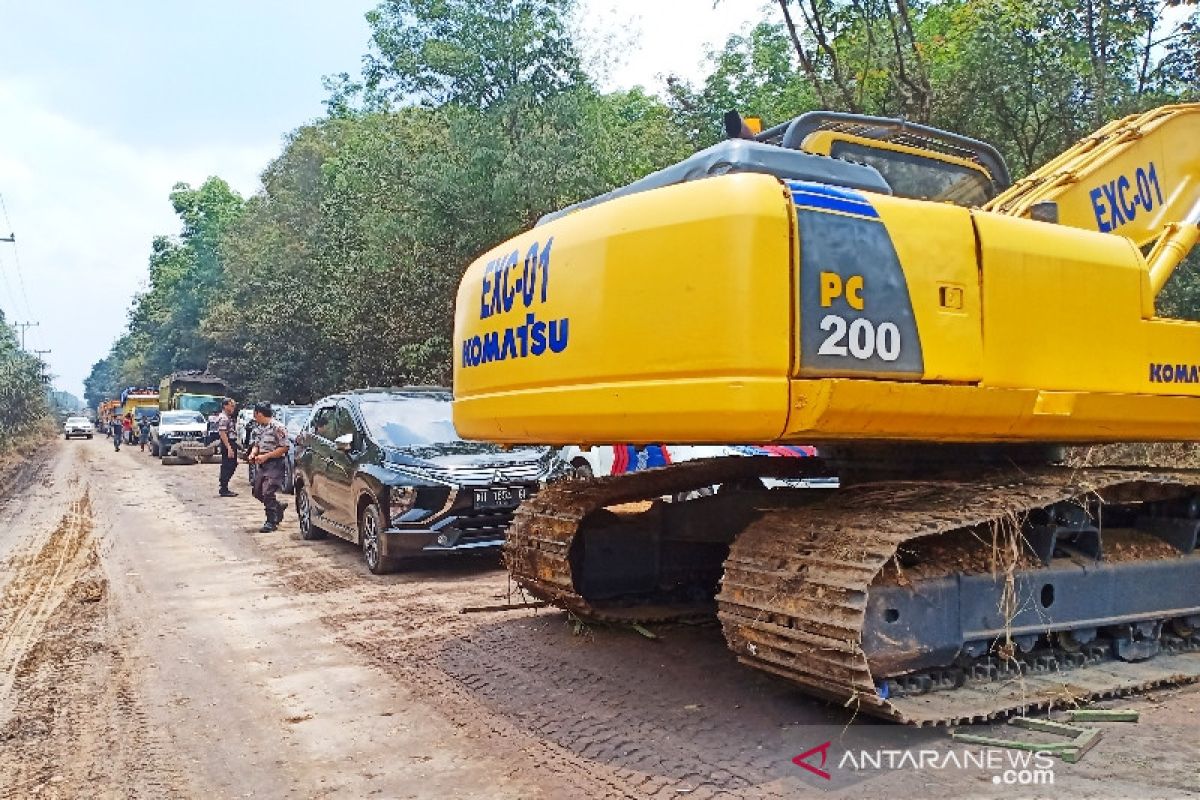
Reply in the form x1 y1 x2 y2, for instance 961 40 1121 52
176 394 221 416
162 411 204 425
358 397 463 448
66 417 88 424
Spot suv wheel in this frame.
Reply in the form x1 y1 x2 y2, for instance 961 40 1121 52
360 500 398 575
296 485 325 541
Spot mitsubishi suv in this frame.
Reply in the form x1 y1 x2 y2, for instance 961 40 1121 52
293 388 564 574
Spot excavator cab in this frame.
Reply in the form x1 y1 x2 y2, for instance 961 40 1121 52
754 111 1011 206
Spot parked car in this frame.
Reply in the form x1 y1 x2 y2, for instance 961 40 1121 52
150 410 209 460
559 444 836 490
293 388 564 574
246 404 312 494
63 416 94 439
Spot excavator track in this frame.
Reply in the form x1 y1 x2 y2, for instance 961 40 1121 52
504 456 824 622
507 460 1200 725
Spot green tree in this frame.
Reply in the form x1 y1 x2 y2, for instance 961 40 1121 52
86 177 245 403
328 0 587 111
0 308 48 443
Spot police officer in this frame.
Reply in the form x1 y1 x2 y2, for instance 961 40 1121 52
248 402 289 532
216 398 239 497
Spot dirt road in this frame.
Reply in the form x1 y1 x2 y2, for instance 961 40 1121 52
0 438 1197 799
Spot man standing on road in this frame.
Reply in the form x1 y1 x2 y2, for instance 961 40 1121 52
217 398 239 498
110 417 123 451
248 402 289 532
137 415 151 452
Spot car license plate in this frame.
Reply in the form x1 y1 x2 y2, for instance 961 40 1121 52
473 486 527 510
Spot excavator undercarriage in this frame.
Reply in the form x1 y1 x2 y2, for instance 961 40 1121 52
505 456 1200 725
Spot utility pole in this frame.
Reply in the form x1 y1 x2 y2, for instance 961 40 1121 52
11 320 38 350
33 348 51 385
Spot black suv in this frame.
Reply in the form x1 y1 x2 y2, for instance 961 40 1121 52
293 388 563 574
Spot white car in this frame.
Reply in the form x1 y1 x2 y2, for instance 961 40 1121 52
150 410 209 460
559 444 836 489
63 416 94 439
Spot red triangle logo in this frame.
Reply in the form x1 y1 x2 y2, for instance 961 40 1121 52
793 741 833 780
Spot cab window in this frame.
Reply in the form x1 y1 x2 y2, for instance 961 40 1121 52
830 141 996 206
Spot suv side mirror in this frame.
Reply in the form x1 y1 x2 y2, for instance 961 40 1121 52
334 433 354 452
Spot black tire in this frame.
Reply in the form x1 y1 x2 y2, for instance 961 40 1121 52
64 434 70 440
571 458 594 480
360 500 398 575
296 484 325 541
86 435 93 440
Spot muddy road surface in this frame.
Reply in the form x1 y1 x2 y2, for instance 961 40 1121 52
0 438 1197 799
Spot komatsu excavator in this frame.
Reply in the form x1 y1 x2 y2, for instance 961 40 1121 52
452 105 1200 725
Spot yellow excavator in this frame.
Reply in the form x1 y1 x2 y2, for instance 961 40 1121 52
452 104 1200 725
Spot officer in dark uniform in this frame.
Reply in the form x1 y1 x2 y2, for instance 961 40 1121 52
216 398 239 497
248 401 290 532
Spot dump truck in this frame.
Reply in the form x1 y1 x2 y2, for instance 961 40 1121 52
120 386 160 436
452 105 1200 725
158 371 227 416
157 371 228 464
97 399 121 430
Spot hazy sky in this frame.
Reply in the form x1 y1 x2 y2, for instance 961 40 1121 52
0 0 767 399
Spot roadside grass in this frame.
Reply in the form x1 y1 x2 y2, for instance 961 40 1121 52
0 418 56 465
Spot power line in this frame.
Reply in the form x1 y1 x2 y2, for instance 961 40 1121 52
0 193 34 320
0 235 17 315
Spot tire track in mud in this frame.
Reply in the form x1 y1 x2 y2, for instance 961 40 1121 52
291 560 812 800
0 487 190 799
0 493 95 707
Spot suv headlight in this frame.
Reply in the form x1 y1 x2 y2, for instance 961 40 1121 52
390 486 416 516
